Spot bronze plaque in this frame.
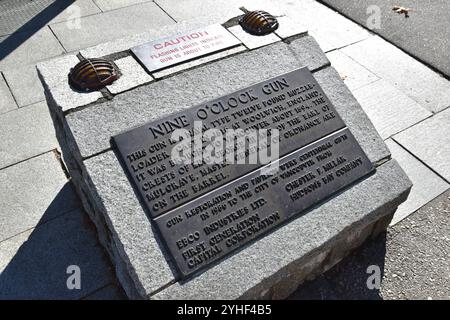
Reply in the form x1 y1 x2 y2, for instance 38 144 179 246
112 67 374 277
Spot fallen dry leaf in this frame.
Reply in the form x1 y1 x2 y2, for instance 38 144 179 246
392 5 414 17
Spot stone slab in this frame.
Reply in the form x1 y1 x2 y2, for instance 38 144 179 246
0 208 115 299
326 50 379 91
274 16 308 40
3 66 45 107
394 108 450 182
37 55 104 111
155 0 244 23
65 35 332 158
73 64 392 298
319 0 450 78
83 150 175 296
352 79 432 139
151 159 411 299
0 152 79 241
107 56 153 95
342 36 450 113
0 28 65 69
240 0 371 52
50 2 175 52
0 102 59 169
0 73 17 114
386 139 449 225
93 0 152 12
227 25 281 50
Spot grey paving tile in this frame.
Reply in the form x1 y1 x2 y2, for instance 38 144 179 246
47 0 102 24
3 66 45 107
50 2 175 52
240 0 371 52
394 108 450 182
107 56 153 95
0 208 115 299
0 27 65 70
320 0 450 79
0 0 101 37
80 19 211 58
352 80 432 139
228 25 281 50
83 284 127 300
155 0 243 23
0 101 59 169
386 139 449 225
0 152 80 241
326 50 379 91
342 36 450 113
0 73 17 114
93 0 151 12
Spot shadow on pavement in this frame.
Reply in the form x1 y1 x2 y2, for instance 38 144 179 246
0 0 74 62
289 232 387 300
0 182 123 300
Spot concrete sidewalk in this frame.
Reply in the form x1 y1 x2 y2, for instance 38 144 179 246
0 0 448 299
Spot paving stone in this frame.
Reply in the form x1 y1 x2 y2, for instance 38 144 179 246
93 0 152 12
313 67 390 164
0 73 17 114
386 139 449 225
394 108 450 182
65 35 331 158
151 160 411 299
227 25 281 50
0 152 79 241
107 56 153 95
0 27 65 69
0 101 59 169
80 19 211 58
37 54 104 111
155 0 243 23
274 16 308 40
47 0 102 24
83 284 127 300
342 36 450 113
0 208 115 299
240 0 371 52
352 79 432 139
50 2 175 52
152 45 247 79
326 50 379 91
3 66 45 107
0 0 101 36
320 0 450 79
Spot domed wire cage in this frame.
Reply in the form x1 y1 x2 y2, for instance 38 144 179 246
239 10 279 36
68 58 118 92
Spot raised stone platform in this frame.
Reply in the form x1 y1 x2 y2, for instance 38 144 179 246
38 12 412 299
